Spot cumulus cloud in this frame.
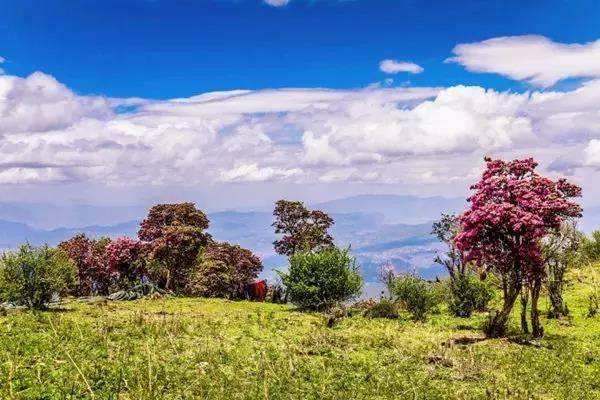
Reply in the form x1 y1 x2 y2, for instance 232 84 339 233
2 68 600 189
379 59 424 74
448 35 600 87
264 0 290 6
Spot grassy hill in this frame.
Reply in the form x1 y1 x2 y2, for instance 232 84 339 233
2 267 600 399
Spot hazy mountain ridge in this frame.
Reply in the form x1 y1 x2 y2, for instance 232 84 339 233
9 194 598 283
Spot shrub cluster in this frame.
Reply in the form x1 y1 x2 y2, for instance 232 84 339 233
279 247 363 311
447 274 494 318
0 244 76 309
390 274 442 321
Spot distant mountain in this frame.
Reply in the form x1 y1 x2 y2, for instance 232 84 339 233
0 195 470 284
314 194 467 224
0 194 598 291
0 202 147 230
0 219 139 249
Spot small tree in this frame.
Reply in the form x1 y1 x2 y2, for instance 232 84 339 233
139 203 211 292
0 244 76 309
279 247 363 311
432 214 494 317
377 262 397 296
542 221 583 319
455 157 581 337
432 214 466 279
59 234 113 296
187 241 263 299
272 200 334 256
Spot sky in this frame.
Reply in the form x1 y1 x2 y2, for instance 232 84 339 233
1 0 600 211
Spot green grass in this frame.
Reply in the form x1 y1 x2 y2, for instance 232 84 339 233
2 270 600 399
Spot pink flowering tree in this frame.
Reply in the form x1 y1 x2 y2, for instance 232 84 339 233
58 234 113 295
106 237 147 287
455 157 582 337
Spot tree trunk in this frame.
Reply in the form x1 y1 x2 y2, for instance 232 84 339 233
531 277 544 338
485 273 522 338
548 261 569 319
520 287 529 334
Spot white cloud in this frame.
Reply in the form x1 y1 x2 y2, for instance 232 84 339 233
264 0 290 6
220 163 302 182
448 35 600 87
379 59 423 74
0 56 5 75
2 68 600 190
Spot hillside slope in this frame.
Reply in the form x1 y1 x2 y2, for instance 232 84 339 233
2 267 600 399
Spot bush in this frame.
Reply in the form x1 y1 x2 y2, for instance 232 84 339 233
363 298 400 319
0 244 76 309
279 247 363 311
391 275 441 321
447 274 495 317
580 231 600 263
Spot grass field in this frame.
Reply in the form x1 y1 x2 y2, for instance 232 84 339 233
2 269 600 399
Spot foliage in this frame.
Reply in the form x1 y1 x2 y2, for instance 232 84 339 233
0 244 75 309
106 237 147 288
139 203 211 292
272 200 334 256
432 213 466 279
542 221 583 318
279 247 363 311
362 298 400 319
390 274 442 321
187 241 263 299
455 157 582 337
447 274 495 318
58 234 113 296
580 230 600 263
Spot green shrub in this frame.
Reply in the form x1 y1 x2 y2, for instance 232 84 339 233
580 231 600 263
0 244 76 309
448 274 495 317
279 247 363 311
391 275 441 321
363 298 399 319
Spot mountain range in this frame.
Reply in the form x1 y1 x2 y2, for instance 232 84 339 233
0 194 598 289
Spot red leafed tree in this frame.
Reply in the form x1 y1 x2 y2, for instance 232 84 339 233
272 200 334 256
106 237 147 286
455 157 582 337
138 203 211 292
188 241 263 299
58 234 113 295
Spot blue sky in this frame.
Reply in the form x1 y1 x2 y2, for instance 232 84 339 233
1 0 600 212
2 0 599 98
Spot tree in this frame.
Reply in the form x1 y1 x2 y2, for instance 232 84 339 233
0 244 76 309
279 247 363 311
106 237 147 288
455 157 581 337
542 221 583 319
138 203 211 292
272 200 334 256
432 213 494 317
187 241 263 298
58 234 113 295
432 214 466 280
